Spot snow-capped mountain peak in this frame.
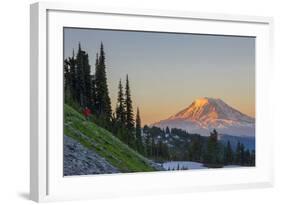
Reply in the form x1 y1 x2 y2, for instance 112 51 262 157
169 97 254 123
152 97 255 137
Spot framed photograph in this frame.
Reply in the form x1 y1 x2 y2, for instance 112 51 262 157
30 2 274 202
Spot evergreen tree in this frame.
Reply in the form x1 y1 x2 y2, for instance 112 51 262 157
210 129 218 141
225 141 233 165
95 43 112 121
151 138 156 158
145 136 151 157
244 149 251 166
68 50 78 103
165 127 170 135
63 59 71 101
162 143 170 160
204 129 221 166
90 74 96 111
90 54 99 112
73 43 92 108
116 79 126 124
125 74 135 146
235 142 241 165
158 140 163 159
76 43 86 106
135 107 143 153
82 52 92 108
250 150 255 166
189 137 203 162
240 143 245 165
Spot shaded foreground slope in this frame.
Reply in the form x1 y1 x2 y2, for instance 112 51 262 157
64 104 161 175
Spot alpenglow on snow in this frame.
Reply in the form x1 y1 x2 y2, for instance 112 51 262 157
152 97 255 137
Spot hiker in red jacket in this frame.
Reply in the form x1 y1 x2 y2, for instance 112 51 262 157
83 107 92 120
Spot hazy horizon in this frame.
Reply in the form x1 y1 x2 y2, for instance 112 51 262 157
64 28 255 125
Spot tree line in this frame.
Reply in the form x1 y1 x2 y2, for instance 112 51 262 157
64 43 112 122
142 126 170 161
64 42 147 155
188 130 255 167
142 126 255 167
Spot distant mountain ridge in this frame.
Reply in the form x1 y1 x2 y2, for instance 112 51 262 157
219 134 255 151
152 97 255 137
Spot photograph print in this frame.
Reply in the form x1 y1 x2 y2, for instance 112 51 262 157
63 28 255 176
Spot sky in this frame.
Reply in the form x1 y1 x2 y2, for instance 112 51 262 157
64 28 255 125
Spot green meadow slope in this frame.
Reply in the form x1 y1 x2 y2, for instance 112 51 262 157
64 104 160 174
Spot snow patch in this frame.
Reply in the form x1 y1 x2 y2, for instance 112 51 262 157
152 97 255 136
162 161 207 170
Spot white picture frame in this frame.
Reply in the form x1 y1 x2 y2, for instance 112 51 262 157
30 1 274 202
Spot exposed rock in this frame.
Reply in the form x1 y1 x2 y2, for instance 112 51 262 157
64 135 119 176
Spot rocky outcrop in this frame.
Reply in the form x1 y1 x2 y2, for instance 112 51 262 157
64 135 119 176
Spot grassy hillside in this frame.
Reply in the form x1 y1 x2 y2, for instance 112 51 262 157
64 104 157 173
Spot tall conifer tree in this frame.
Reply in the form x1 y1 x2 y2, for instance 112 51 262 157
205 129 219 165
91 53 99 109
125 75 135 145
90 73 96 111
63 59 71 101
74 43 92 108
95 43 112 121
82 52 92 107
68 50 78 103
76 43 85 106
136 107 143 153
225 141 233 164
235 142 241 164
116 79 126 124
